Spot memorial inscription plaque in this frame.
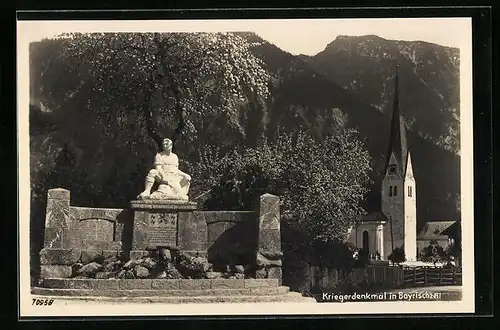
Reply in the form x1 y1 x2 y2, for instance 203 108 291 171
77 219 115 243
147 212 178 247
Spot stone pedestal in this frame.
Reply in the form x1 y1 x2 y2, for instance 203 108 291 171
129 200 206 259
39 188 74 279
255 193 283 284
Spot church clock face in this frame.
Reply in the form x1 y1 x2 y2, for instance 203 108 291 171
389 165 397 175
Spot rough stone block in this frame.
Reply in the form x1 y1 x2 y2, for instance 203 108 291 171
255 269 268 279
55 279 119 290
45 199 70 229
259 250 283 259
47 188 70 200
129 250 149 260
40 278 67 288
207 221 230 243
151 280 180 290
93 279 120 290
210 279 244 289
133 265 150 278
76 262 103 277
95 272 116 279
43 227 62 249
118 279 152 290
40 265 72 279
186 242 206 251
258 229 281 251
178 212 208 250
180 250 208 258
257 194 280 228
267 267 283 281
179 279 211 290
102 250 119 259
130 200 198 211
256 251 282 267
205 272 223 279
80 249 103 264
244 279 279 288
114 221 127 244
131 211 148 250
39 248 81 265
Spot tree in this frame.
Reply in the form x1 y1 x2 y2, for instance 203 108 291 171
388 247 406 264
30 32 272 205
196 127 372 246
419 240 446 265
34 32 270 150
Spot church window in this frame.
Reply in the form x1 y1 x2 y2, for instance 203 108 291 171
408 186 412 197
389 186 393 196
393 186 398 196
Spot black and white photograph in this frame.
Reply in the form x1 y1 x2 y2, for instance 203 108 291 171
17 16 474 316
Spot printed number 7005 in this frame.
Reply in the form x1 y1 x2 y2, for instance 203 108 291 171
32 299 54 306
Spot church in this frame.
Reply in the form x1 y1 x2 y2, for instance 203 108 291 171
346 66 417 261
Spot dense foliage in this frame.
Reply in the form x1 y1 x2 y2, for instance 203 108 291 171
419 240 449 265
36 32 270 148
388 247 407 264
189 127 371 245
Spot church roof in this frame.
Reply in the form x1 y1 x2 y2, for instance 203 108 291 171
385 65 409 175
418 221 457 240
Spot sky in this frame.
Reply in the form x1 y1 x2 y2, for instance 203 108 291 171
19 18 471 56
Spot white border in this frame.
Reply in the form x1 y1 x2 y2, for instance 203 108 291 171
17 18 474 317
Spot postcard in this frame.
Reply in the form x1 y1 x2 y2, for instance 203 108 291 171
17 15 474 317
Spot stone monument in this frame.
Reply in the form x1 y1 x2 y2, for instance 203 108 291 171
33 138 316 303
138 137 191 201
130 137 198 259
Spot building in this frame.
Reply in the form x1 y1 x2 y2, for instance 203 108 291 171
346 65 417 261
416 220 458 256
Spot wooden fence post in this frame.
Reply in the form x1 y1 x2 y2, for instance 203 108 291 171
452 268 456 285
439 268 442 285
424 268 427 285
413 268 416 285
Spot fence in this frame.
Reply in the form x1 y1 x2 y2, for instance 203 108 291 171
286 264 403 293
401 266 462 287
284 264 462 294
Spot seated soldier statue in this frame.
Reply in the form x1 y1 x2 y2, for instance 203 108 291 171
137 138 191 201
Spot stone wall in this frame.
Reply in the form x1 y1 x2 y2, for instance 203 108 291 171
203 211 257 266
39 189 134 279
284 264 404 294
38 189 283 283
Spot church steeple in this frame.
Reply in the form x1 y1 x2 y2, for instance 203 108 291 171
385 65 408 175
380 65 417 262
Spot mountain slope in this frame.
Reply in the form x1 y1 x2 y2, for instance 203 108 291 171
28 33 461 229
242 33 460 227
304 35 460 155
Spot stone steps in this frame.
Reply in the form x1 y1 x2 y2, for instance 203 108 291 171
40 278 280 290
31 286 290 297
32 277 317 303
30 291 317 304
